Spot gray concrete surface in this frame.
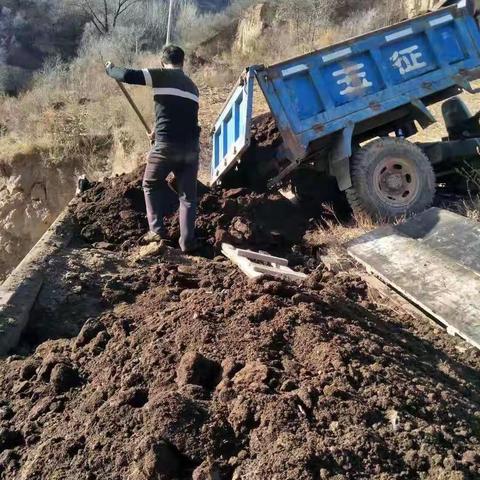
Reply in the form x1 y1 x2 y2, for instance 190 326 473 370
0 205 75 356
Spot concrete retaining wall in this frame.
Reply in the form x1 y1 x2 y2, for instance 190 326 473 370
0 205 75 356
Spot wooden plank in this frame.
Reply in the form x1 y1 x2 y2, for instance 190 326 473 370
222 244 263 279
235 248 289 266
348 209 480 350
222 243 307 281
250 263 308 281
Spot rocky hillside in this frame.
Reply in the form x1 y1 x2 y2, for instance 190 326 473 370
0 0 453 95
0 1 85 93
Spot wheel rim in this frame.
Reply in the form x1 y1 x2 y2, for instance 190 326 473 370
373 156 420 207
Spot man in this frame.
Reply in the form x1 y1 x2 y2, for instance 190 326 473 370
105 45 200 253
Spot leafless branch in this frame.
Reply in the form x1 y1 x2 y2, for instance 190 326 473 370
104 0 110 32
113 0 141 27
70 0 142 35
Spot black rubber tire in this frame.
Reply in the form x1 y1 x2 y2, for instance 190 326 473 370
346 138 435 220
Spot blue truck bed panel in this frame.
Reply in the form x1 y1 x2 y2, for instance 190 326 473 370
211 1 480 186
211 69 255 184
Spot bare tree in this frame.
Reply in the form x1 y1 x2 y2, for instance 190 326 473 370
71 0 143 35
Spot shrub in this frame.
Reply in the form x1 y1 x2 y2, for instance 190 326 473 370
0 66 31 94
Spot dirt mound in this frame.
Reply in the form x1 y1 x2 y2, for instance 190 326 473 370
1 255 480 479
171 187 314 260
72 164 315 261
2 140 480 479
72 166 148 248
249 112 282 151
219 113 283 190
245 112 282 173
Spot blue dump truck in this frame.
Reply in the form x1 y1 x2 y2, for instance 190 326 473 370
211 0 480 219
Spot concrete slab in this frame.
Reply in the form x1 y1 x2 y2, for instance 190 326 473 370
0 205 74 356
348 208 480 350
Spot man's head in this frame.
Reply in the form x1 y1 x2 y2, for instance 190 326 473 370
161 45 185 68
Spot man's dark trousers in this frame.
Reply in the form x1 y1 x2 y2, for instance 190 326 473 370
142 144 199 251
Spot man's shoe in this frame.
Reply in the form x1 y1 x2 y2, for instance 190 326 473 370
181 239 201 255
142 231 166 244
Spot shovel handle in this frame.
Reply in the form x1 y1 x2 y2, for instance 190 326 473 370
115 80 151 133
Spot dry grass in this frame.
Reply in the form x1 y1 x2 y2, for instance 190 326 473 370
0 51 167 173
236 0 405 67
194 64 239 89
0 50 235 180
303 201 420 258
464 203 480 222
458 198 480 222
437 191 480 222
304 204 377 253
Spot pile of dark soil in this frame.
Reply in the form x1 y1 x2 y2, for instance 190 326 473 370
1 256 480 479
247 112 282 161
219 113 283 190
72 166 316 261
73 167 148 247
171 187 314 260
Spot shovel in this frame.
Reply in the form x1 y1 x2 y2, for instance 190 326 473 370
115 80 152 134
114 78 179 195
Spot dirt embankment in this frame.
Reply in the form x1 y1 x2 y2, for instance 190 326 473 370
0 151 79 281
0 165 479 479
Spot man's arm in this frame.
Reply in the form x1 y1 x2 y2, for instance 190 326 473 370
105 62 151 86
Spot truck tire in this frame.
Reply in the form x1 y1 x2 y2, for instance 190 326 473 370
346 138 435 220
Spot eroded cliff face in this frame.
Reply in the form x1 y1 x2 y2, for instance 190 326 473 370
0 151 78 280
404 0 441 15
234 3 276 56
0 129 142 282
